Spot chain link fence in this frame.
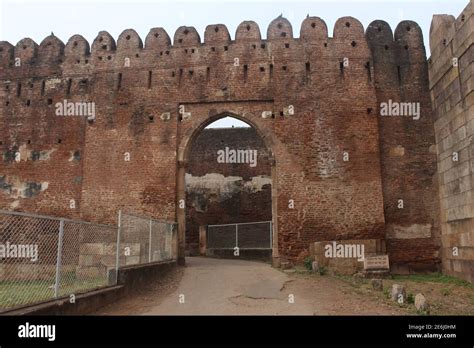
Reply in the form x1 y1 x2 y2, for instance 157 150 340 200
207 221 272 250
117 212 177 267
0 209 177 312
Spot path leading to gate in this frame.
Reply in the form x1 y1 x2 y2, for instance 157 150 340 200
97 257 406 315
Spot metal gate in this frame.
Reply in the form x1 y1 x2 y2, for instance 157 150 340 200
206 221 272 250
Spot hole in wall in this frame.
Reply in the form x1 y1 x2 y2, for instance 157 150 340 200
311 22 316 28
351 41 356 47
406 26 411 31
277 23 283 29
246 25 251 31
280 32 287 37
345 22 351 27
214 26 219 33
154 33 159 38
126 35 131 40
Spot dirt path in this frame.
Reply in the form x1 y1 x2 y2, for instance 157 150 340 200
97 257 407 315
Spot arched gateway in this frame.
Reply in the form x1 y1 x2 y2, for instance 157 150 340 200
176 111 279 267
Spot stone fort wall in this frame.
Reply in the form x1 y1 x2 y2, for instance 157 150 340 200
0 14 440 271
429 1 473 281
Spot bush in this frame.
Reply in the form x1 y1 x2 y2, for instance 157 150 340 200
318 266 328 276
304 257 313 271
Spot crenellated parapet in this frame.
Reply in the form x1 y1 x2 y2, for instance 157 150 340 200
0 15 430 79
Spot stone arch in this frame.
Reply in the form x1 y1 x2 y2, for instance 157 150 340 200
176 111 279 266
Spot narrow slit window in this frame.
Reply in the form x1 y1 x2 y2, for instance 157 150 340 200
365 62 372 82
66 78 72 95
117 73 122 90
148 71 152 89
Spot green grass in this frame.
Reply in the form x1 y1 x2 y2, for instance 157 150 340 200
392 273 472 288
0 276 108 311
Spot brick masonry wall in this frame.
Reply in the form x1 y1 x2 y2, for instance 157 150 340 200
0 14 443 271
429 1 474 282
185 127 272 255
366 20 441 273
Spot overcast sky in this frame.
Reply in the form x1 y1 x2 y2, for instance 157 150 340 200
0 0 467 127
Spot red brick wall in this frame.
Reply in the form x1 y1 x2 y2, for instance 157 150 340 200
0 15 440 270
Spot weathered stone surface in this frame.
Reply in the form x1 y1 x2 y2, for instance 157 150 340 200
429 1 474 283
391 284 406 302
311 261 319 273
364 255 390 271
415 293 429 312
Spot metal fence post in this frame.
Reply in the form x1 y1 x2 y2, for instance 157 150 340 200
54 219 65 298
149 219 152 263
269 221 273 249
115 210 122 282
235 224 238 249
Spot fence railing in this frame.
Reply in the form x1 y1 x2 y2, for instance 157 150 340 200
117 211 177 267
207 221 272 250
0 209 176 312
